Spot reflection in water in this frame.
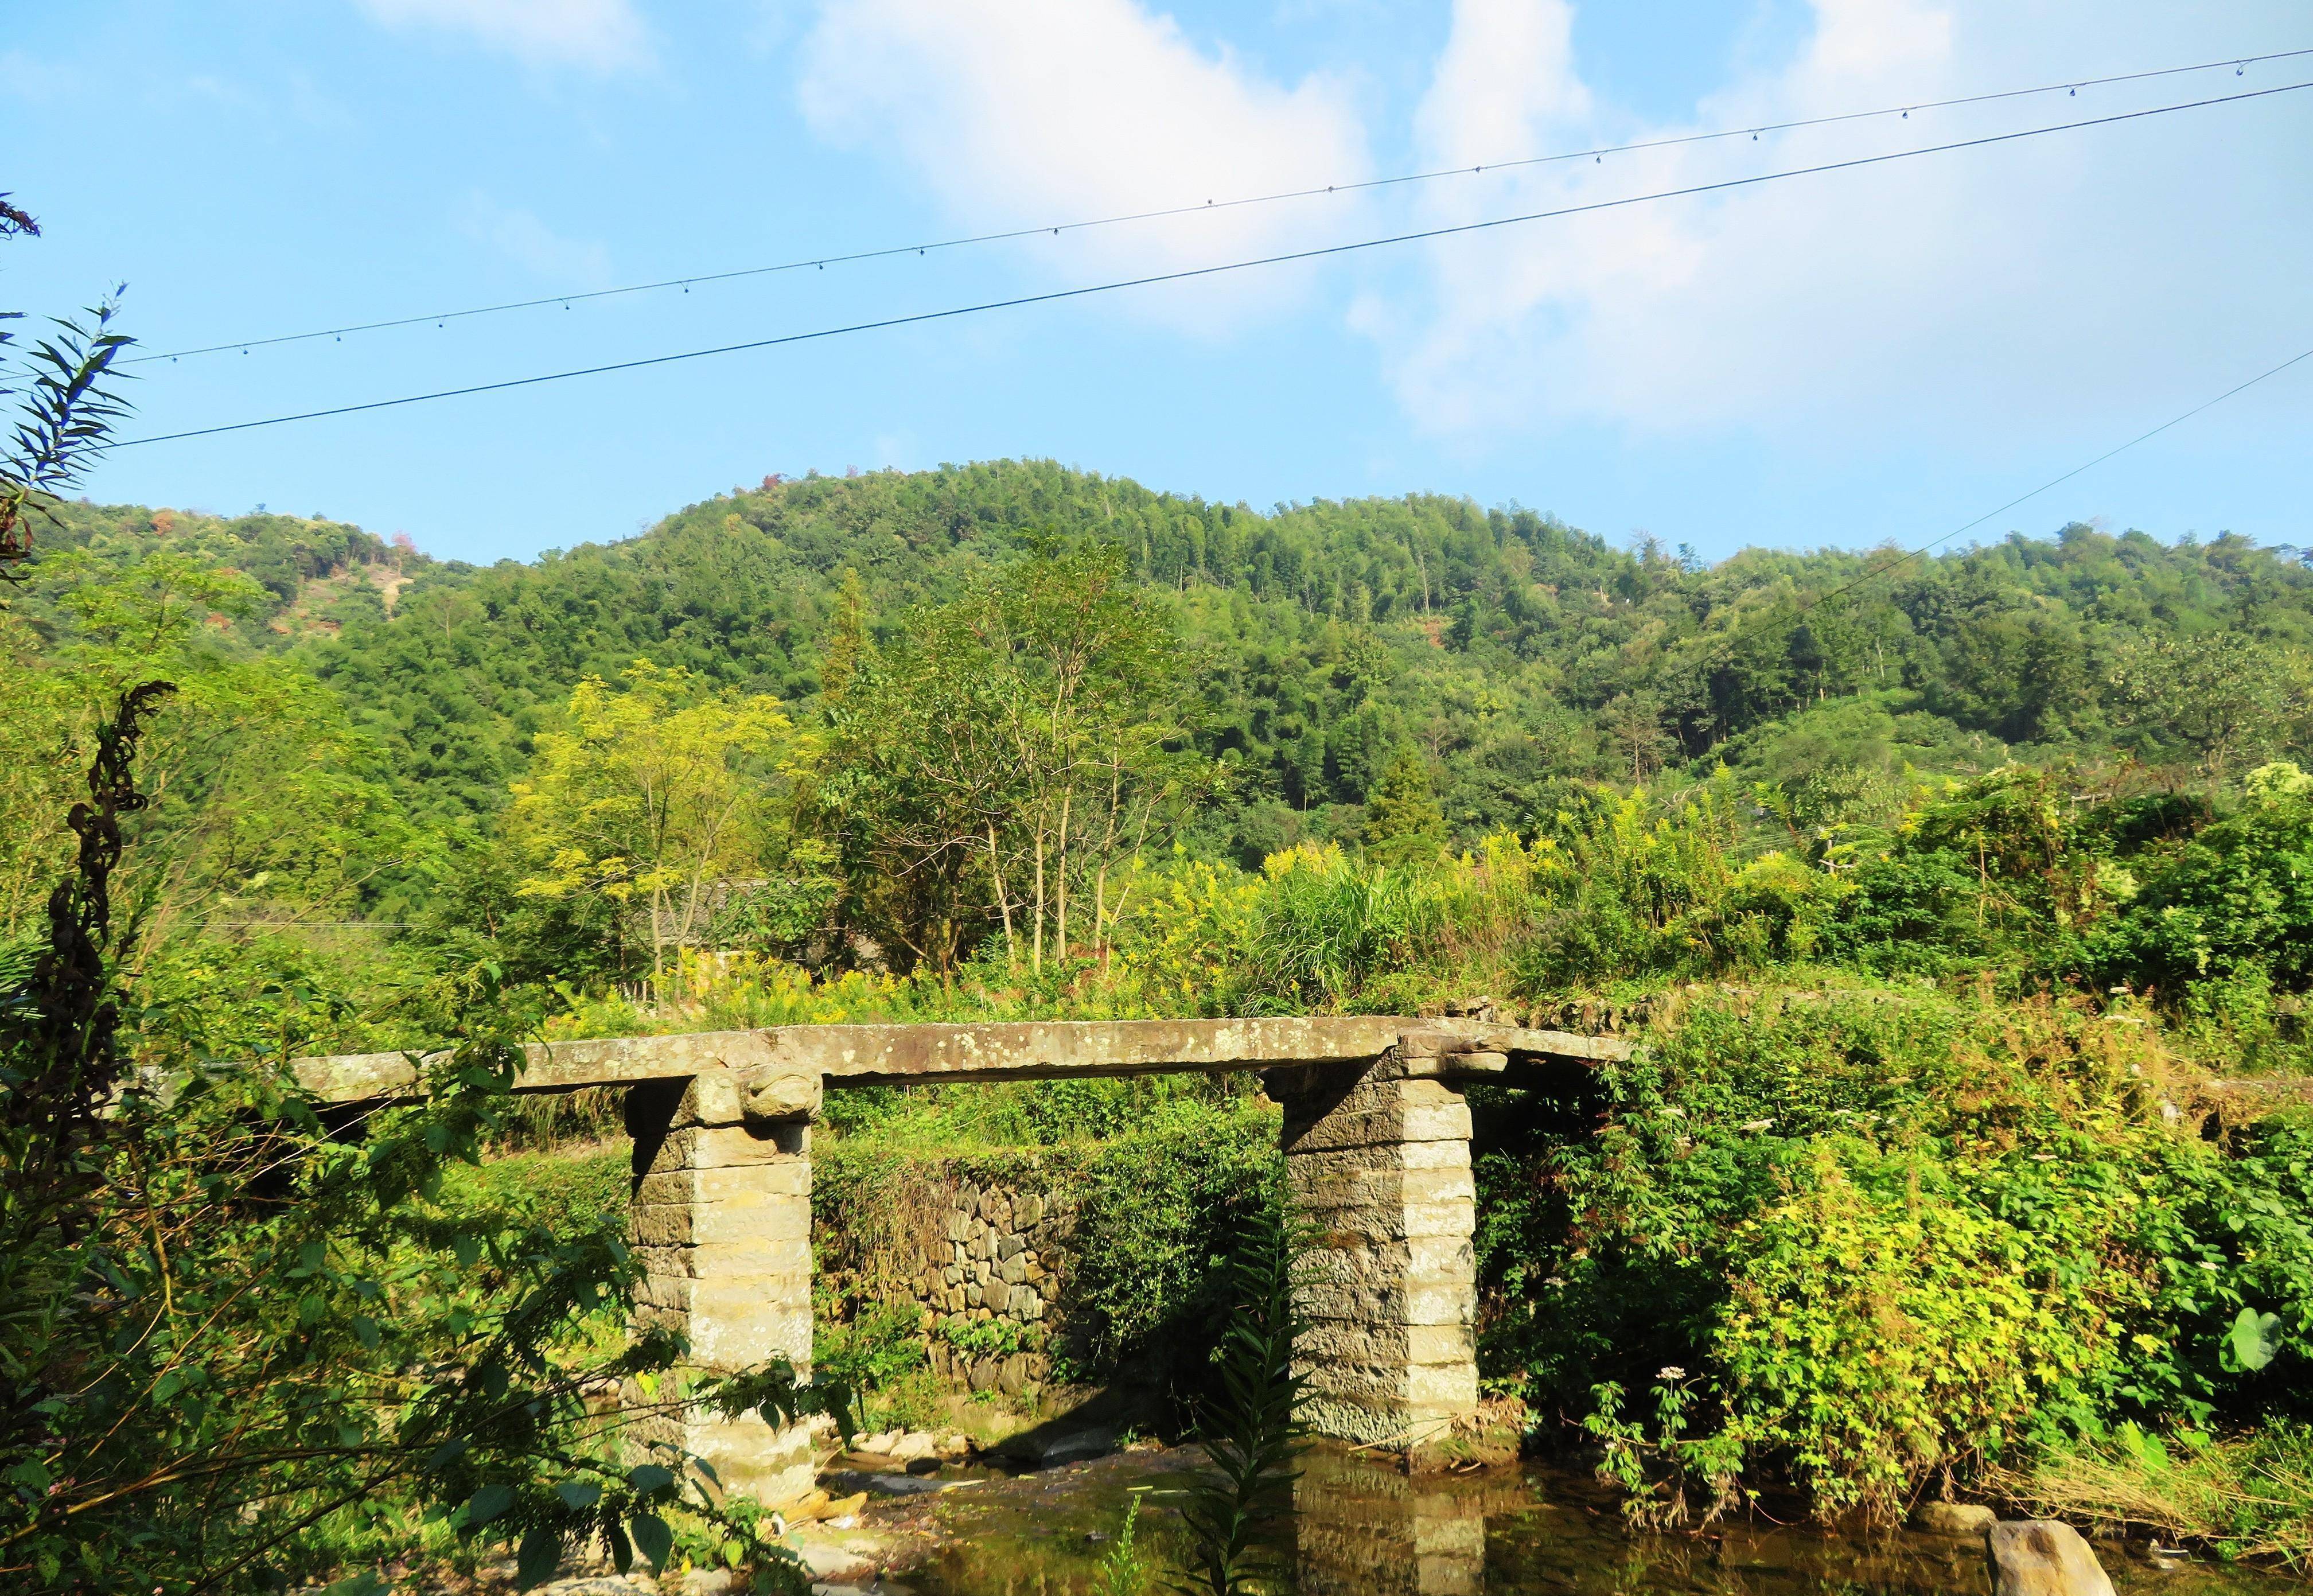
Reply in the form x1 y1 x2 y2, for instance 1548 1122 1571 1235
900 1442 2299 1596
1295 1446 1532 1596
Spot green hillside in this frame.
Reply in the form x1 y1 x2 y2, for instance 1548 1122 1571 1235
37 460 2313 859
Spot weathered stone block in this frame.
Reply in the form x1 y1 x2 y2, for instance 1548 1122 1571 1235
633 1232 811 1280
1914 1501 1998 1536
682 1410 816 1507
739 1066 821 1124
1296 1319 1476 1368
630 1191 811 1248
634 1161 808 1208
1283 1097 1473 1153
683 1294 812 1369
1288 1166 1476 1218
651 1124 811 1174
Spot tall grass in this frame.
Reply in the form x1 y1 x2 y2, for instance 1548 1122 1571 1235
1991 1423 2313 1564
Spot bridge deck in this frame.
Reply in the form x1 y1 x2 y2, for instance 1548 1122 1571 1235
292 1016 1631 1103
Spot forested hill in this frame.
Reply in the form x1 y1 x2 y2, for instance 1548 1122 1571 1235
41 460 2313 861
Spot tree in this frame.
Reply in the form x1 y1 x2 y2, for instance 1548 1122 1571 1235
2109 632 2311 788
1360 748 1445 863
986 542 1187 974
0 548 418 947
1 694 846 1593
821 542 1190 978
1603 691 1673 781
508 661 813 992
0 200 847 1593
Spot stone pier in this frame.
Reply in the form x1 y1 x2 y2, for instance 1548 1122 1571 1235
1269 1034 1489 1452
624 1068 819 1504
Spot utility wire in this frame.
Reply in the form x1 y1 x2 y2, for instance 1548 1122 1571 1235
125 45 2313 367
1718 341 2313 648
112 78 2313 450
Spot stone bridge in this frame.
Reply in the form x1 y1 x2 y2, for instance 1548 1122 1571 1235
296 1017 1629 1503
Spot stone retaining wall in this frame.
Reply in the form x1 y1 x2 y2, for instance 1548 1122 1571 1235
819 1166 1085 1400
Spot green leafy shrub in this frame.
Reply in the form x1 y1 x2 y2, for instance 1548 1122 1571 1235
1477 985 2313 1521
2093 764 2313 994
1068 1096 1282 1380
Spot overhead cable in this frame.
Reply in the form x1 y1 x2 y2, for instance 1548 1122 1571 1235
124 45 2313 367
111 77 2313 449
1736 341 2313 636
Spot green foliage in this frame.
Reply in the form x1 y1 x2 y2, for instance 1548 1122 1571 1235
1 256 132 568
1 547 420 944
1583 1371 1743 1529
823 536 1193 975
507 660 816 990
1242 844 1442 1009
1477 986 2313 1523
815 1297 930 1393
938 1314 1037 1360
1069 1096 1282 1377
2088 763 2313 996
1360 748 1446 863
17 454 2313 1552
0 698 850 1594
1093 1490 1156 1596
46 462 2313 896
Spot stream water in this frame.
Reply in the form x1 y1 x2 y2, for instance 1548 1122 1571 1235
872 1444 2300 1596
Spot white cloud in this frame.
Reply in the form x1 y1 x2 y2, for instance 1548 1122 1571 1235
353 0 650 72
1412 0 1588 166
1377 0 2313 454
460 194 614 289
795 0 1374 330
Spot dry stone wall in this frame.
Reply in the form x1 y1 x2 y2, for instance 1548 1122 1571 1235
818 1163 1086 1400
918 1178 1078 1395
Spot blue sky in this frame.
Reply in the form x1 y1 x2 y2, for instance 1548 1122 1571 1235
8 1 2311 565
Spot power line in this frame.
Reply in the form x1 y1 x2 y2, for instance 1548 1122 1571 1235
1666 340 2313 722
1751 341 2313 631
111 77 2313 451
125 45 2313 368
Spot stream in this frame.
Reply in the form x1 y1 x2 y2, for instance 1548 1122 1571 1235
841 1444 2300 1596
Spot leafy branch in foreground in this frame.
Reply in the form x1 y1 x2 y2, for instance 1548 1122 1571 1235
0 689 853 1594
1171 1183 1308 1596
1 283 134 571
